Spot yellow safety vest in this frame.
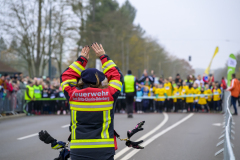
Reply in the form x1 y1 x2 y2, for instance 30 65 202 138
25 85 34 100
124 75 135 93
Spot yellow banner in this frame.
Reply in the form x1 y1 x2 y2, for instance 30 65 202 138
205 46 219 75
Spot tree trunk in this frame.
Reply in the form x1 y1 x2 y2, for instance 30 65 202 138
35 0 42 77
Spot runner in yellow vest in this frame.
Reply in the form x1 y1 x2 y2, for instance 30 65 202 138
124 70 136 118
198 87 209 112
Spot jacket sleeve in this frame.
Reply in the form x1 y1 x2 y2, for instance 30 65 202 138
228 79 236 91
60 56 88 101
100 55 123 98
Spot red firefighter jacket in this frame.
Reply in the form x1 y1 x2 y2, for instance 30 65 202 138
60 55 123 160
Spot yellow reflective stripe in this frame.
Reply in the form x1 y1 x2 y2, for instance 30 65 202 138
69 61 85 75
71 110 77 140
101 111 106 138
101 110 111 138
109 80 122 91
70 138 114 149
62 84 69 92
52 144 61 150
70 144 114 149
74 111 77 139
70 106 113 111
73 61 85 71
71 139 114 143
69 101 113 105
71 110 74 139
106 110 111 138
103 64 117 74
102 60 114 68
61 79 77 91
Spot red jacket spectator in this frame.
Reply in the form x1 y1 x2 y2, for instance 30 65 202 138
221 77 227 90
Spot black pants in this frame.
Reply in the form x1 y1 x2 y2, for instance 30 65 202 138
187 103 193 112
27 101 34 114
125 93 135 115
207 101 213 110
165 99 173 112
174 99 182 112
156 101 164 112
135 101 142 112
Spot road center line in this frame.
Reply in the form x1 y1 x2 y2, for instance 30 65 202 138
61 124 70 128
115 112 169 159
17 133 38 140
120 113 194 160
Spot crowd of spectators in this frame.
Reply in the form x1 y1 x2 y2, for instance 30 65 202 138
0 70 229 115
116 69 228 114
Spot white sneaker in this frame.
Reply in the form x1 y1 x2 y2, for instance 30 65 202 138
57 110 60 115
63 110 66 115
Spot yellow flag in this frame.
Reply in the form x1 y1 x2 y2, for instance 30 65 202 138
205 47 219 75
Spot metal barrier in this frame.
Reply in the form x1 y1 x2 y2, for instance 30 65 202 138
215 91 235 160
0 90 24 116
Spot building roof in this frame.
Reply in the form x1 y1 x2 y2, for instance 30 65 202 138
0 61 21 74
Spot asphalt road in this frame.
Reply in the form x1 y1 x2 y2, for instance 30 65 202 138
0 109 239 160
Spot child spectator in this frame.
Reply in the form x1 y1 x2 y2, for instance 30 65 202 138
198 87 209 112
205 84 213 110
142 86 150 112
193 83 200 112
185 84 195 112
173 84 182 112
155 84 167 113
213 84 222 111
164 78 172 112
136 86 143 113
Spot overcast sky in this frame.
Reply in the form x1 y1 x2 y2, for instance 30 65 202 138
117 0 240 70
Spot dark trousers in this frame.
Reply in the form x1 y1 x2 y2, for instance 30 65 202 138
213 101 220 111
125 93 134 115
165 99 173 112
174 99 182 112
135 101 142 112
207 101 213 110
27 101 34 114
142 99 150 112
231 96 238 114
198 104 209 112
156 101 164 112
187 103 193 112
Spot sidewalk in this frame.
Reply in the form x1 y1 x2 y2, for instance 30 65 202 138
0 113 26 120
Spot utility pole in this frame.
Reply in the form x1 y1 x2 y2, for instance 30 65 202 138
48 1 52 79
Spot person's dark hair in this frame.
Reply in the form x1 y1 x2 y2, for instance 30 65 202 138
127 70 132 74
232 74 236 78
189 84 193 88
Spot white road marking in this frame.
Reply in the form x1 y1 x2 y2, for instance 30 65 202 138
212 123 223 127
17 124 70 140
115 112 169 159
17 133 38 140
120 113 194 160
61 124 70 128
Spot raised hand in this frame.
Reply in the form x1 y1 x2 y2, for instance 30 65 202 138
91 42 105 57
80 45 90 60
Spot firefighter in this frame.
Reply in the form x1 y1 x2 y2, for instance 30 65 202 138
60 43 124 160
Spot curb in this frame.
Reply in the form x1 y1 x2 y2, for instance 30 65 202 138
0 113 26 120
